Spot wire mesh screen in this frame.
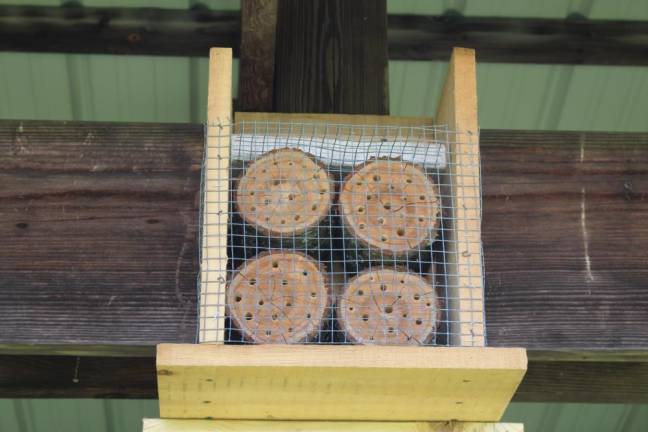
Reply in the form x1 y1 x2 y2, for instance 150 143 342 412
199 121 484 346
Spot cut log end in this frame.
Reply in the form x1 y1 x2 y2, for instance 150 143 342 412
338 268 439 345
235 148 333 237
226 251 330 343
339 159 439 256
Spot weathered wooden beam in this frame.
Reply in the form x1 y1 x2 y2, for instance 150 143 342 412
273 0 389 114
2 352 647 403
387 13 648 65
0 121 647 402
2 5 648 65
0 3 241 56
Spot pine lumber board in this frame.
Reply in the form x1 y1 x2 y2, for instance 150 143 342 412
156 344 527 421
143 418 524 432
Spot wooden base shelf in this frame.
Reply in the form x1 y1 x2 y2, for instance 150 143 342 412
157 344 526 422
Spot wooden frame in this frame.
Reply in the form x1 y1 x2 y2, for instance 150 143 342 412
144 419 524 432
199 48 233 343
157 344 526 421
435 48 484 347
199 47 485 347
164 46 523 425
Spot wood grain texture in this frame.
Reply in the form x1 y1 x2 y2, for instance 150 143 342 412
143 418 524 432
200 48 233 343
435 48 485 347
238 0 277 112
3 353 648 403
157 344 526 421
1 122 646 354
273 0 388 114
0 120 202 347
481 130 648 349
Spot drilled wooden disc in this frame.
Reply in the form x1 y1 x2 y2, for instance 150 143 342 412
339 159 439 253
227 251 329 343
338 268 438 345
235 148 333 236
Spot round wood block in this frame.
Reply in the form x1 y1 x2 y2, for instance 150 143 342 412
235 148 333 237
339 159 440 257
338 268 439 345
227 251 330 343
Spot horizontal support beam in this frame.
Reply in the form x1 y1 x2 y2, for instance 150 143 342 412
0 120 647 402
1 5 648 65
2 351 647 402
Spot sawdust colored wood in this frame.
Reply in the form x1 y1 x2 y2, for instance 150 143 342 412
200 48 233 343
434 48 484 347
157 344 526 421
235 112 433 131
143 419 524 432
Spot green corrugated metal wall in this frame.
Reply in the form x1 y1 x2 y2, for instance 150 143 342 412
1 0 647 431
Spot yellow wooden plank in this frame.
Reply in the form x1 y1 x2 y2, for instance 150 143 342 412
434 48 484 347
157 344 527 421
144 419 524 432
200 47 233 343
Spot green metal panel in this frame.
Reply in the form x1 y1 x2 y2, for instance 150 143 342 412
0 400 647 432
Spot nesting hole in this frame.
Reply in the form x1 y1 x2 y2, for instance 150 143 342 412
357 290 364 296
249 278 256 286
362 314 369 322
258 299 264 306
373 175 381 182
272 261 279 268
396 228 405 237
245 312 253 321
380 283 387 291
357 206 365 214
384 306 393 314
416 319 423 325
413 293 421 300
235 295 242 302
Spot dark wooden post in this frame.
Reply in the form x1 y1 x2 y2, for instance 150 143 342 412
272 0 389 114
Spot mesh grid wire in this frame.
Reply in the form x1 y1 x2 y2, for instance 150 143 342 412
198 121 484 346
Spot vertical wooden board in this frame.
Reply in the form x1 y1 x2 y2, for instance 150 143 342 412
143 418 524 432
239 0 278 112
200 48 233 343
273 0 389 114
435 48 485 347
157 344 527 421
